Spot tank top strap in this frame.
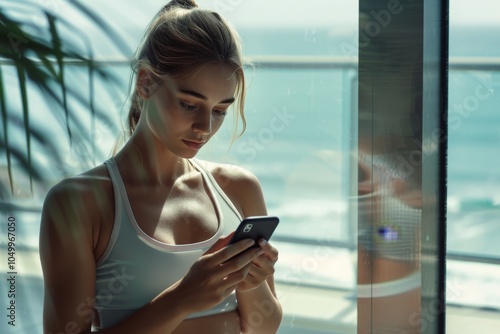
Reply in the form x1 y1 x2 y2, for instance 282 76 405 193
189 159 243 221
97 157 125 266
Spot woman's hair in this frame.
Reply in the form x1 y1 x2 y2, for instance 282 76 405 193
127 0 247 137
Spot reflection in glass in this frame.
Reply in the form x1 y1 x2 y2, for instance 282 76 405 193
356 0 447 333
357 151 422 333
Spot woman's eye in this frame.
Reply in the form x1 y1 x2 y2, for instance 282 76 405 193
179 101 198 111
213 109 227 117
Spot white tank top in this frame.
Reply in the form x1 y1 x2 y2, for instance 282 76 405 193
94 158 242 330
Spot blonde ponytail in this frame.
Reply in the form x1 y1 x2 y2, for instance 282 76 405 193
126 0 246 136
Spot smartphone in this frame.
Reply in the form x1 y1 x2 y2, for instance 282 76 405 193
229 216 280 247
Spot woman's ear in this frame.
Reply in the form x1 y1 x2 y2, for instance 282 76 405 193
137 67 153 99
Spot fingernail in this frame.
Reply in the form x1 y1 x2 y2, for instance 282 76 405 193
246 239 256 246
259 239 268 246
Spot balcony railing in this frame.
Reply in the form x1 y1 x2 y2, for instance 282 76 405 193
2 55 500 69
2 55 499 272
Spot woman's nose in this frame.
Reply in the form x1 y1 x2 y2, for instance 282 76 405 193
192 110 212 135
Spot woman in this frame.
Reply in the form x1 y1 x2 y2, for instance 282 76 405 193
357 152 422 334
39 1 282 333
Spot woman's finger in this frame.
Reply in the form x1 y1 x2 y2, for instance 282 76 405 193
211 238 257 263
217 246 265 276
249 256 276 278
222 262 253 287
203 233 234 255
257 239 279 262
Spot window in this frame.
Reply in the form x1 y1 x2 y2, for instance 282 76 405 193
446 0 500 332
1 1 499 333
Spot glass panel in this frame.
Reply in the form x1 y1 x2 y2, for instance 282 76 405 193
358 0 447 333
446 0 500 333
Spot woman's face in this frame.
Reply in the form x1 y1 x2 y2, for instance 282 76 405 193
144 62 238 158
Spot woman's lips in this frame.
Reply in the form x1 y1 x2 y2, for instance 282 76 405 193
182 140 206 150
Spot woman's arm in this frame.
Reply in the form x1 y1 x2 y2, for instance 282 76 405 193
40 178 104 333
40 177 262 334
39 178 191 333
213 166 283 333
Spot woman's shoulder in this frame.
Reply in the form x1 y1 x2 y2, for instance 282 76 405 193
195 159 266 216
197 159 260 188
42 163 114 223
39 163 115 265
46 163 111 200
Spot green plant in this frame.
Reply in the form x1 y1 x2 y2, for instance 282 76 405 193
0 0 131 199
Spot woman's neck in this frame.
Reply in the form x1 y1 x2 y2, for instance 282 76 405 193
114 130 190 187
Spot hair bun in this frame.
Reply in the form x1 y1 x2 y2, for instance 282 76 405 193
164 0 198 10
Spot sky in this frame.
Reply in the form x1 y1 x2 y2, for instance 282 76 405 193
25 0 499 60
196 0 500 27
196 0 358 28
181 0 500 27
52 0 500 29
449 0 500 26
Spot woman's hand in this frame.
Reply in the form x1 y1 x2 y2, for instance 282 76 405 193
236 238 279 292
172 235 265 315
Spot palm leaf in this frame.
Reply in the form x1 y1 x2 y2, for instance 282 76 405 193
47 12 71 142
0 65 13 194
0 1 131 197
16 62 33 193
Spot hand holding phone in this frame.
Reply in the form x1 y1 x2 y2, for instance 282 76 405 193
229 216 279 247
